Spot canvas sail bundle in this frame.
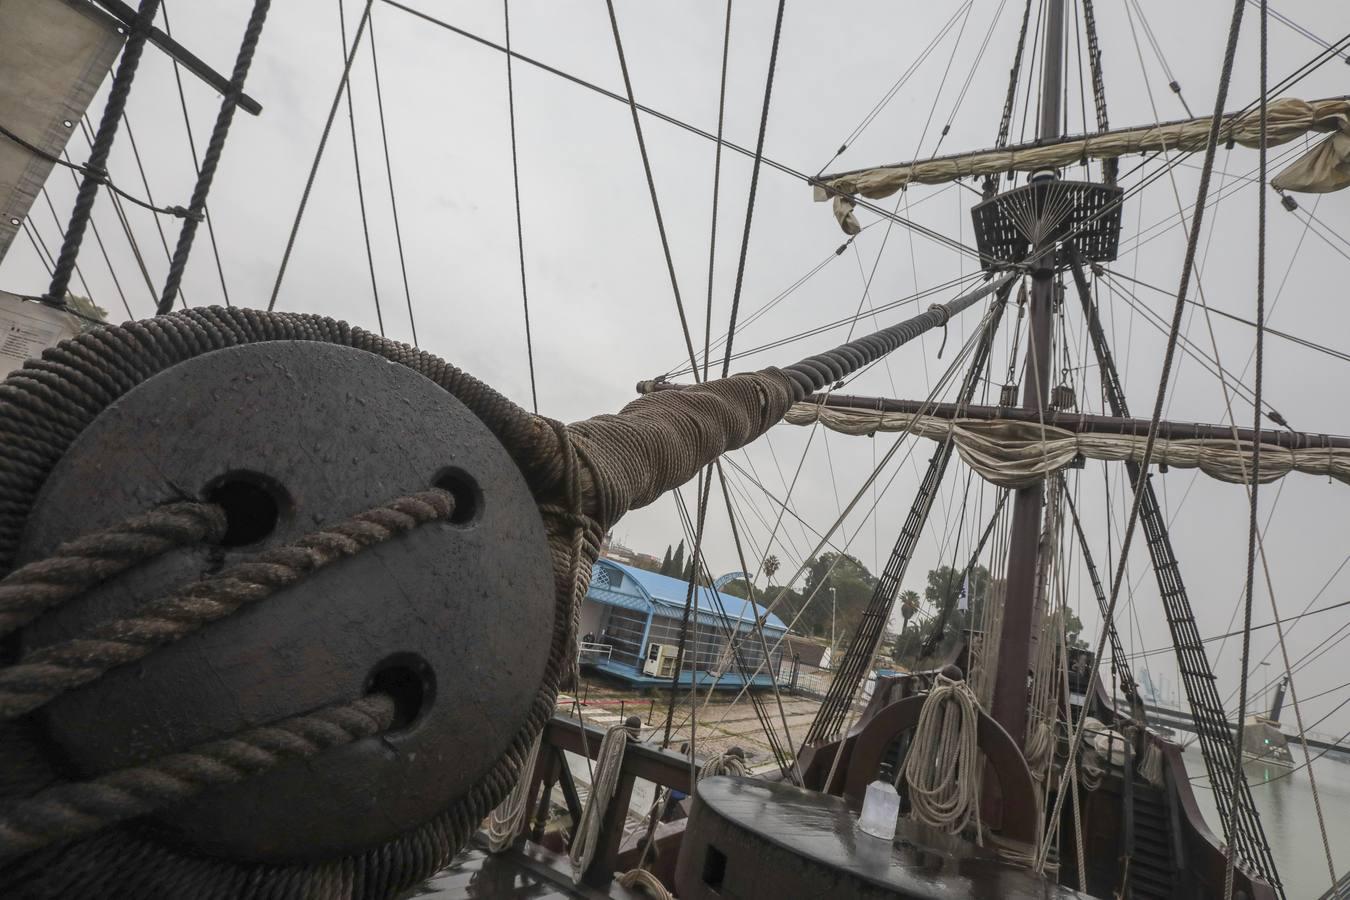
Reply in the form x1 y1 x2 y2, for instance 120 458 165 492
815 96 1350 233
784 404 1350 488
0 0 123 261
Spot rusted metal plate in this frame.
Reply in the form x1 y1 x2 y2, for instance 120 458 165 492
18 341 555 862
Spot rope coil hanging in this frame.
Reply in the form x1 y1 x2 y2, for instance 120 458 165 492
898 674 983 840
568 723 629 883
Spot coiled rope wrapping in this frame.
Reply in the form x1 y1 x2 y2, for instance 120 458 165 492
486 732 543 853
618 866 675 899
568 724 629 883
899 675 983 840
697 751 749 781
0 693 395 860
0 308 585 899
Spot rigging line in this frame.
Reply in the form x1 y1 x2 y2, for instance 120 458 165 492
1108 271 1350 365
703 0 733 383
161 0 231 306
21 221 55 275
0 123 192 223
669 487 797 777
710 308 999 716
1287 208 1350 266
1100 275 1263 410
722 458 850 557
1039 0 1268 881
502 0 532 402
155 0 271 316
944 0 1011 138
269 0 373 312
604 0 700 379
1229 9 1269 883
38 189 96 305
1118 596 1350 660
120 112 187 308
819 1 974 173
1244 0 1350 64
1127 0 1192 117
719 0 787 379
337 0 385 337
672 227 864 378
369 11 419 348
76 119 158 308
377 0 988 264
714 459 804 784
666 269 987 378
55 152 135 320
995 0 1035 149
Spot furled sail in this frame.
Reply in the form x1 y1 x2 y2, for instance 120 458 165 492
815 97 1350 233
0 0 123 261
784 404 1350 488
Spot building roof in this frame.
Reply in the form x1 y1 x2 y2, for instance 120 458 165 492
588 559 787 631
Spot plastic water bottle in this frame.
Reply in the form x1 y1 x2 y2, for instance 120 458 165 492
857 780 900 840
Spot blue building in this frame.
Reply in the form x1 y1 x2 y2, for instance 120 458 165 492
579 559 789 689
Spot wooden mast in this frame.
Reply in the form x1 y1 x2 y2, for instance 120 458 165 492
988 0 1066 747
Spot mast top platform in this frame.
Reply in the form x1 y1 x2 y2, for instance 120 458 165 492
971 177 1123 272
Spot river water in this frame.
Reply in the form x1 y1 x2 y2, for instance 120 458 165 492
1187 753 1350 899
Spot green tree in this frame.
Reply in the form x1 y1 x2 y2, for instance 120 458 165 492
762 554 780 584
669 541 685 579
891 565 1000 668
659 545 673 576
789 552 878 641
898 590 921 630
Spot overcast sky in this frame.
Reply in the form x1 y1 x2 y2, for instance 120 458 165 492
4 0 1349 734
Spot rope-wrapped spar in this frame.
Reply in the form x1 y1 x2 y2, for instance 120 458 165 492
574 272 1013 527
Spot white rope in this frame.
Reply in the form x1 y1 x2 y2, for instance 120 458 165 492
486 732 543 853
698 751 750 782
618 867 675 899
569 724 629 883
899 674 982 839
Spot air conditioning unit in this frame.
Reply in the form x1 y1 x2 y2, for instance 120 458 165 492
642 642 679 678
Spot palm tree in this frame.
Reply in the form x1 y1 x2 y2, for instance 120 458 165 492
762 554 780 585
899 590 920 632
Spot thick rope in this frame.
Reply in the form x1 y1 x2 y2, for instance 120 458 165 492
0 308 573 898
697 751 749 782
485 732 542 853
899 675 982 840
568 724 628 883
0 490 451 721
155 0 272 313
617 867 674 899
0 692 394 861
0 502 225 639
